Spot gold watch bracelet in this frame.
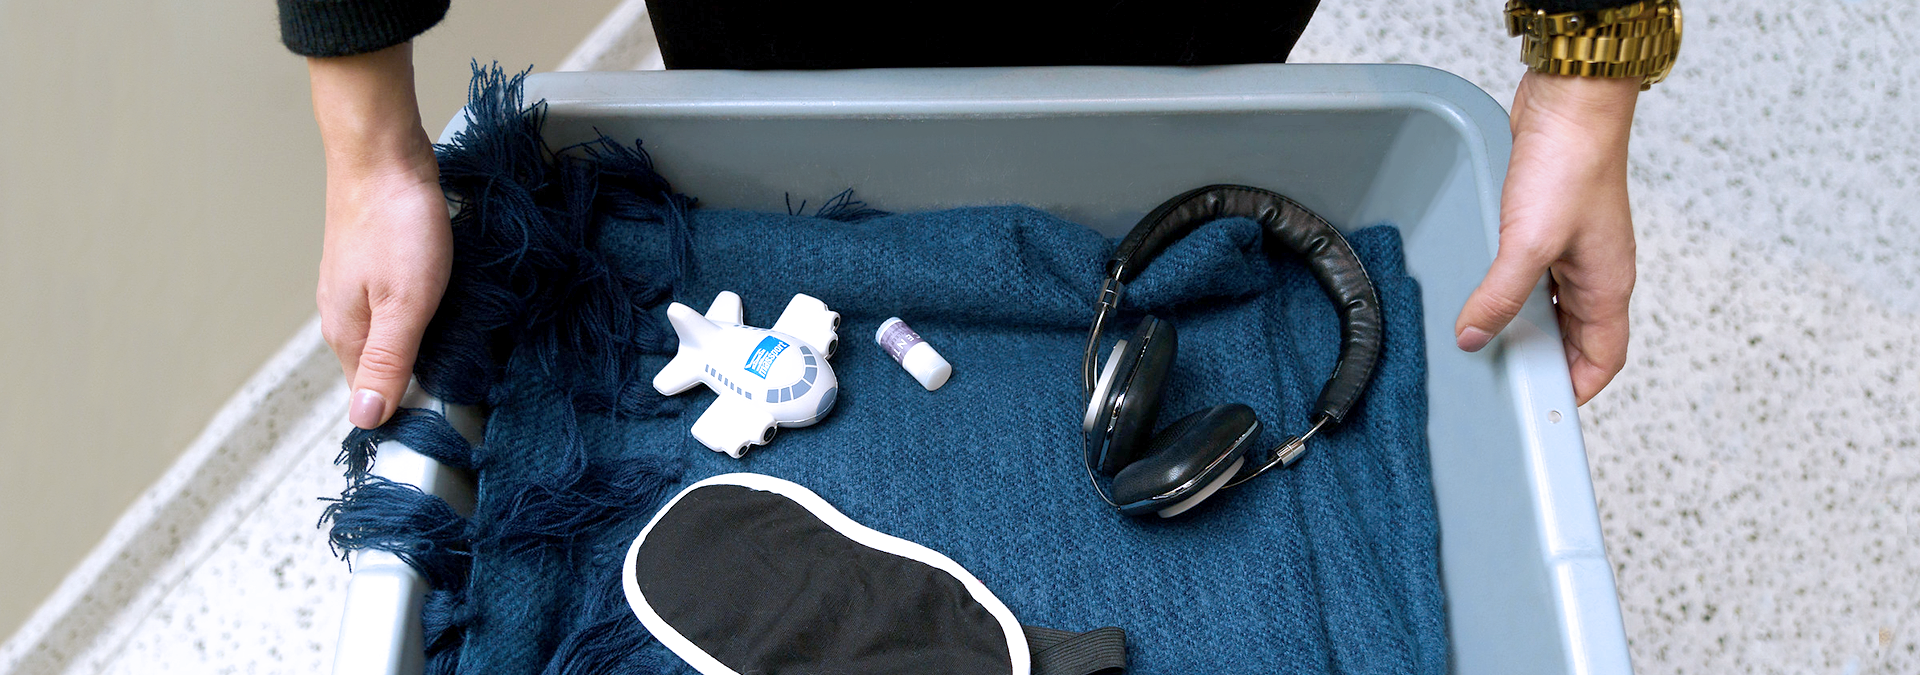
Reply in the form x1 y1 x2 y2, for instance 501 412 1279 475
1506 0 1682 89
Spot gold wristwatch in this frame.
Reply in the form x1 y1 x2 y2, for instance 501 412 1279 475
1505 0 1682 90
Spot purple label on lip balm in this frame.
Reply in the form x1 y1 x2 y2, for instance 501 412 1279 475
879 321 924 362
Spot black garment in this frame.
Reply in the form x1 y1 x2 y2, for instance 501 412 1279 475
647 0 1320 69
278 0 1642 63
279 0 448 58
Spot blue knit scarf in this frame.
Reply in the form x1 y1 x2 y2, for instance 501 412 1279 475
323 66 1447 675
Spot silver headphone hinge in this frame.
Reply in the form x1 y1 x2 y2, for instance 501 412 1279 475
1096 277 1126 312
1271 416 1328 466
1225 415 1331 489
1082 277 1128 396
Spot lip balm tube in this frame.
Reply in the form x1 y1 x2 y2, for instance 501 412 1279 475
875 318 952 391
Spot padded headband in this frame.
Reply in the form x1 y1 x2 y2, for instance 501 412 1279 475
1107 185 1384 425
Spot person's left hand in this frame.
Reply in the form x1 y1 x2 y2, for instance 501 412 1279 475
1454 71 1641 406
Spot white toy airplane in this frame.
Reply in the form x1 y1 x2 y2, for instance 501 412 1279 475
652 291 842 458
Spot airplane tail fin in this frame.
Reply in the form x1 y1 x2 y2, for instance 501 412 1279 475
703 291 743 324
653 302 721 395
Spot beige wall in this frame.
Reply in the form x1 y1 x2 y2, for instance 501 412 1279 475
0 0 618 639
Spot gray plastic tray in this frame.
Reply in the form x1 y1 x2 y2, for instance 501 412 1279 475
338 64 1631 675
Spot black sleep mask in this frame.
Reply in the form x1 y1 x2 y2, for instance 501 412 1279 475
624 474 1128 675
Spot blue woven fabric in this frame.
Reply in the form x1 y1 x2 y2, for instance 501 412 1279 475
615 209 1443 675
325 67 1445 675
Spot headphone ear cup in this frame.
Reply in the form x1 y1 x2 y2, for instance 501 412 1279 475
1111 404 1261 516
1091 316 1177 474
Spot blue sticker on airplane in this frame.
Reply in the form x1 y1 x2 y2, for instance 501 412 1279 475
743 336 790 378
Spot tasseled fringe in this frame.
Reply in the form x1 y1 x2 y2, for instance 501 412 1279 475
322 64 699 674
337 408 478 481
319 476 473 590
422 589 474 675
337 426 379 482
475 455 683 553
418 62 694 416
326 407 477 594
787 187 890 223
324 408 478 586
539 564 671 675
322 406 481 669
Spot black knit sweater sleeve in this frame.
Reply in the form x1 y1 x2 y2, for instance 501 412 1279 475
278 0 450 57
276 0 1640 61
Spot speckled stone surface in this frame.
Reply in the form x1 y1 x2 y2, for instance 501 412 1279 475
8 333 375 675
8 2 1914 674
92 421 353 675
1292 1 1920 673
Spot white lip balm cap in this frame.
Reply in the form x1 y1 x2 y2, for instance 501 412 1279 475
901 343 952 391
875 318 952 391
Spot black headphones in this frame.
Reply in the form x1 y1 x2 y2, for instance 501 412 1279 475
1080 185 1386 517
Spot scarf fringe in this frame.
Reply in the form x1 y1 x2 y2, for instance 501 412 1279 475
788 187 890 222
537 565 676 675
419 62 694 416
322 63 697 674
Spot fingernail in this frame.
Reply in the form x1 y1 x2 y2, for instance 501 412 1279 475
350 389 388 429
1457 327 1494 352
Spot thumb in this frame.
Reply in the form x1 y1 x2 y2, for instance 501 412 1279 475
1454 242 1551 352
347 297 431 429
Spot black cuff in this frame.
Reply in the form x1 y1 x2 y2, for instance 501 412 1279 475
278 0 451 58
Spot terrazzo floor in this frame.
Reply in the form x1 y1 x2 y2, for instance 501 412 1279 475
5 0 1914 673
93 417 353 675
1291 0 1920 672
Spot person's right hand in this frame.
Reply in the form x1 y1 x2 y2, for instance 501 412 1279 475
319 143 450 430
308 43 451 429
1453 72 1639 406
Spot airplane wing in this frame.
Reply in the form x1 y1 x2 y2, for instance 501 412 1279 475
688 394 780 458
653 303 717 396
768 294 841 357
